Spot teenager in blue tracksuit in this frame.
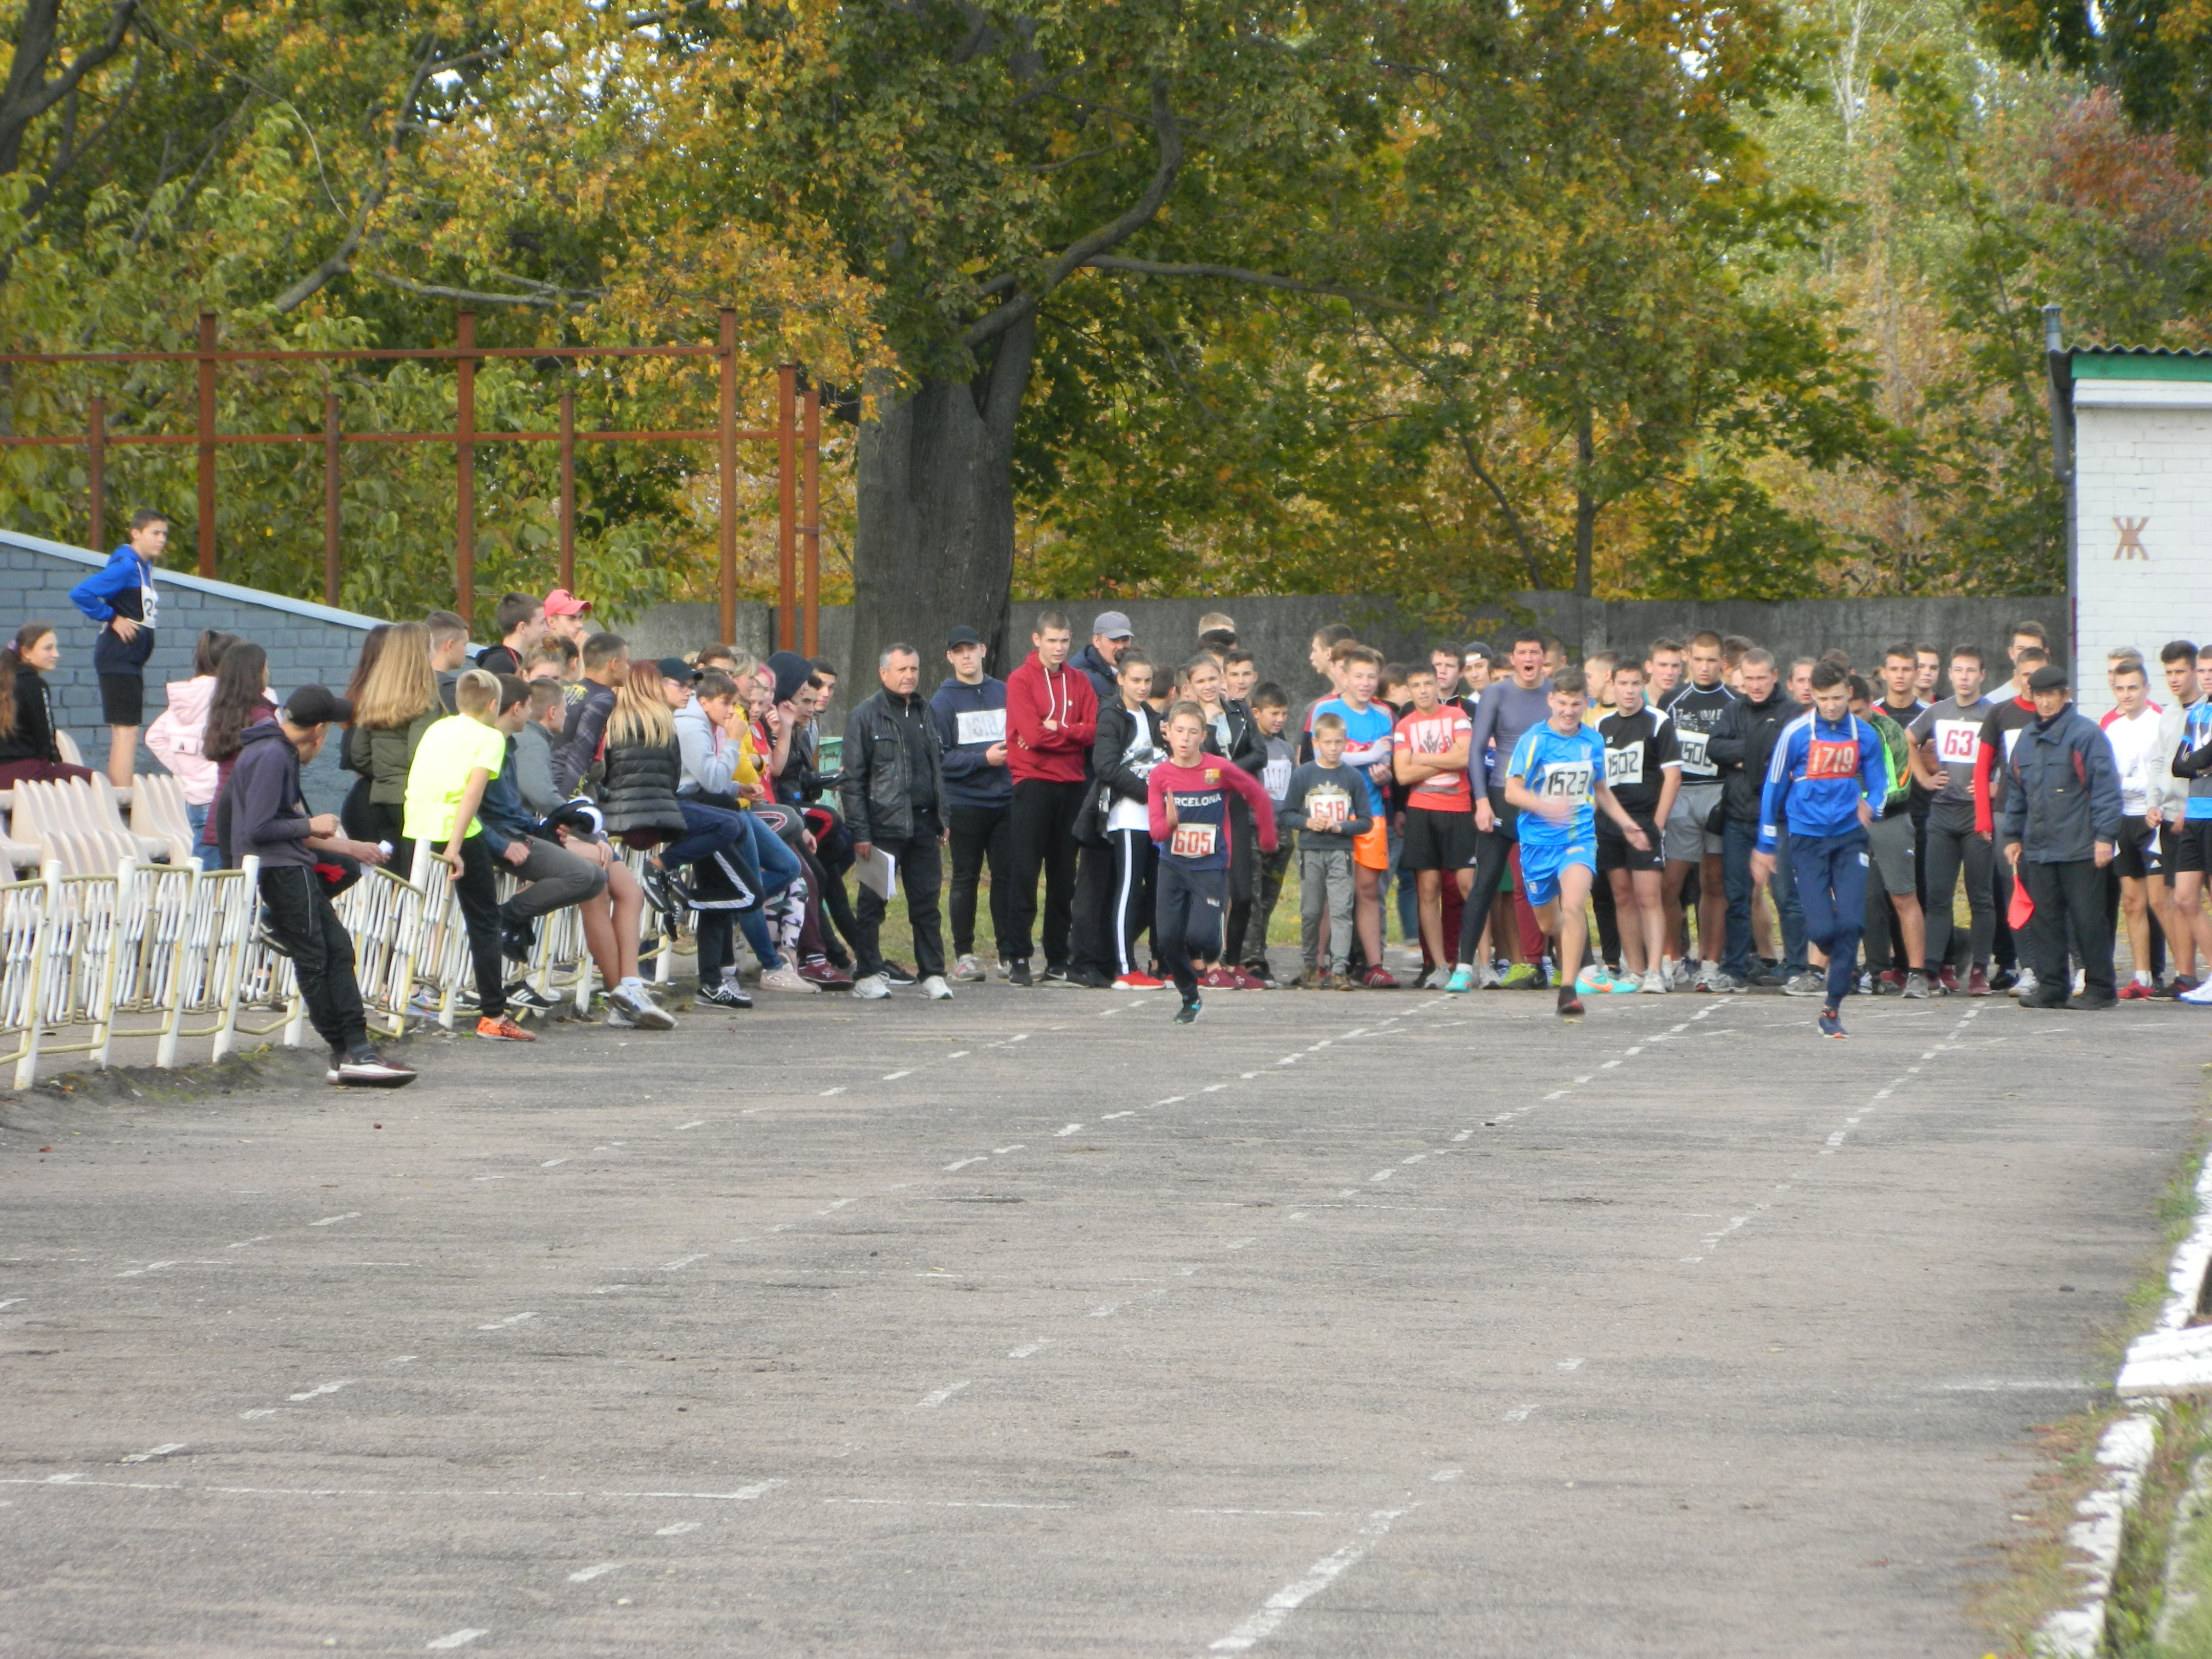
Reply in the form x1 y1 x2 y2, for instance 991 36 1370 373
1753 661 1889 1037
68 508 169 788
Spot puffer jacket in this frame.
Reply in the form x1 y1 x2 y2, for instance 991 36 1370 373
1708 690 1795 825
840 686 944 844
145 675 219 804
2003 704 2124 864
599 736 687 838
365 706 439 805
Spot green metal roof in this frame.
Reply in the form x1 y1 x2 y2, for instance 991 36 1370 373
2071 346 2212 382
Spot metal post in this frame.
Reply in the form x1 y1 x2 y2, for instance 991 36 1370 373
776 363 798 651
558 387 576 593
196 312 217 578
87 394 104 554
717 308 738 646
801 381 821 656
323 391 343 608
455 312 476 626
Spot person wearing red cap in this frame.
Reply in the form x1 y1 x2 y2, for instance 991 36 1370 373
543 589 593 648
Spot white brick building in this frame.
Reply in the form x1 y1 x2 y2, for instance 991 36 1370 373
2070 348 2212 718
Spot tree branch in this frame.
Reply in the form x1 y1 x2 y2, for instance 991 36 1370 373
358 269 600 308
1084 255 1412 312
0 0 137 176
1457 429 1547 591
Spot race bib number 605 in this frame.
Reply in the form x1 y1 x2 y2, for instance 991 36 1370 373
1172 822 1218 859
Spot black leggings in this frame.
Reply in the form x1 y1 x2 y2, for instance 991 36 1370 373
1155 861 1226 1000
452 836 507 1019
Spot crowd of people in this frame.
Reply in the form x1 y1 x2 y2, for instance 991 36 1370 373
0 505 2189 1083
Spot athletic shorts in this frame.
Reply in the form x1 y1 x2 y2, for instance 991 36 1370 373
1399 804 1477 871
1597 815 1664 874
98 671 144 727
1663 781 1725 862
1866 811 1917 898
2172 819 2212 875
2115 815 2163 881
1519 838 1595 909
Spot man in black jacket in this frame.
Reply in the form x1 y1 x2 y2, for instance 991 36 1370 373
225 686 416 1088
2004 664 2122 1008
841 644 950 1001
1707 648 1809 990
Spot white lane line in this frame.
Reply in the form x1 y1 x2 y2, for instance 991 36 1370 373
1369 1171 1393 1183
882 1070 913 1081
1286 1213 1308 1222
426 1630 487 1649
1009 1341 1052 1359
993 1144 1025 1155
119 1443 185 1464
826 1497 1074 1510
239 1408 278 1419
308 1214 359 1227
470 1176 505 1183
676 1120 706 1131
1207 1504 1413 1653
4 1477 787 1502
1101 1112 1134 1120
117 1261 179 1277
227 1237 271 1249
477 1311 537 1330
662 1254 710 1270
1558 1358 1584 1371
1202 1084 1228 1093
1430 1468 1464 1482
819 1087 847 1097
915 1381 971 1409
1089 1302 1122 1318
1451 1130 1473 1142
540 1158 569 1168
944 1157 987 1172
0 1299 25 1310
1401 1154 1427 1165
567 1561 623 1583
656 1520 701 1535
817 1199 854 1216
286 1380 353 1401
1153 1096 1186 1107
1503 1403 1539 1422
1225 1239 1256 1251
1055 1123 1083 1136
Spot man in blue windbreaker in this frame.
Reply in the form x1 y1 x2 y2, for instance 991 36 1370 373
68 508 168 788
1751 660 1889 1039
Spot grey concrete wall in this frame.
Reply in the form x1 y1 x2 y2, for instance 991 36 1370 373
0 530 381 813
655 593 2068 699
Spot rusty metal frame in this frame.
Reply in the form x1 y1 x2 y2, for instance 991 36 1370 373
0 308 823 645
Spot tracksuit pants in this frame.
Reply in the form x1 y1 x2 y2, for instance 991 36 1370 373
452 837 508 1020
257 864 370 1058
852 815 946 981
1791 830 1868 1009
1155 861 1227 1001
1922 809 1994 972
1301 845 1355 974
1236 843 1293 969
1007 778 1086 970
947 801 1015 961
1457 791 1518 966
1079 828 1155 979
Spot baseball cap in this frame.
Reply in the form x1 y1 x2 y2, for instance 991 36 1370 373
1092 611 1134 641
544 588 592 618
946 625 985 649
2028 664 2070 692
283 686 353 727
656 656 696 683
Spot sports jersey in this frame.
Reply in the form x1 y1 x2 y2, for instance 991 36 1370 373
1660 681 1733 783
1392 704 1473 810
1278 760 1375 845
1973 695 2040 834
1863 707 1911 813
1313 697 1395 819
1146 757 1279 871
1908 694 1991 806
2101 704 2164 817
1595 706 1679 820
2180 698 2212 822
1758 710 1886 852
1507 720 1607 849
1466 679 1552 799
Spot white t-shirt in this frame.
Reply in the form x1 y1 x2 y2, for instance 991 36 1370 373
1107 713 1164 834
2102 704 2165 817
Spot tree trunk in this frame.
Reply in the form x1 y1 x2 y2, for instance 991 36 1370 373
850 314 1036 692
1573 411 1597 598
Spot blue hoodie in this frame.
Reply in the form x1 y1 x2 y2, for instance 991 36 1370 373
1758 709 1887 852
930 674 1012 810
69 546 158 672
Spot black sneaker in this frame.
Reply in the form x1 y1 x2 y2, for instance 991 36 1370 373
1040 965 1075 988
882 963 918 988
1008 959 1033 987
500 916 538 963
252 917 292 959
1556 986 1584 1018
1246 961 1279 988
332 1048 417 1088
1174 996 1202 1025
506 981 560 1012
642 862 690 924
698 981 753 1009
1070 965 1113 990
1989 966 2019 992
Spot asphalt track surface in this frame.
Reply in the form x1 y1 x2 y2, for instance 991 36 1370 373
1 978 2203 1656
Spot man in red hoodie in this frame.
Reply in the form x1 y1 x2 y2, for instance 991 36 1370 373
1004 610 1099 985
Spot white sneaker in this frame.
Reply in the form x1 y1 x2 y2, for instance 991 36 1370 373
758 963 820 994
610 983 676 1030
2180 978 2212 1005
1692 961 1716 992
1477 960 1504 990
2012 967 2038 998
922 974 953 1001
1641 967 1669 993
1668 958 1693 991
952 953 985 983
2072 968 2087 996
852 972 891 1000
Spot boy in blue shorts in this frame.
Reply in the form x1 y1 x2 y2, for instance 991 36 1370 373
1751 661 1889 1038
1503 668 1655 1017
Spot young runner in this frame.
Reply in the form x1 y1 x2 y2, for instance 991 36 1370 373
2101 656 2166 995
1501 669 1652 1017
1392 665 1475 984
1313 645 1398 987
1597 660 1682 992
1909 646 1995 993
1658 631 1734 988
1753 663 1888 1038
1850 675 1928 998
1148 700 1280 1023
2153 640 2203 991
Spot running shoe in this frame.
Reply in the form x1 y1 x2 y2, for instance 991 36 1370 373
1174 996 1202 1025
2071 990 2118 1010
1201 966 1236 990
2120 980 2155 1001
697 981 753 1009
330 1048 417 1088
922 974 954 1001
2011 967 2039 998
1247 961 1281 988
507 982 561 1012
1879 970 1905 995
1444 965 1475 994
409 985 444 1017
1668 958 1693 991
1362 966 1401 990
1556 986 1584 1018
1902 971 1930 1000
796 959 850 988
1989 967 2019 992
850 972 891 1000
1114 971 1167 990
1640 967 1669 994
1939 967 1960 994
1229 968 1266 991
1066 965 1112 989
884 964 920 987
2153 975 2198 1000
759 964 820 994
1607 970 1641 994
1781 972 1825 997
1576 964 1614 995
609 984 676 1029
1817 1010 1846 1039
1706 971 1747 994
2181 979 2212 1006
1477 960 1505 990
476 1013 536 1042
2072 969 2088 996
1410 966 1435 991
1501 962 1541 990
1691 962 1715 992
952 953 986 983
1967 967 1992 997
1007 959 1033 987
500 918 538 963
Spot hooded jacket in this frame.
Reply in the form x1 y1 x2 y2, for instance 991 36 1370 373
69 546 157 672
218 720 315 868
1707 689 1796 825
840 685 944 844
1006 650 1097 785
675 696 744 798
930 674 1012 811
2005 703 2124 863
145 675 220 803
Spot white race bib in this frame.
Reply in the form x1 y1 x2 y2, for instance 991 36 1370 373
1675 731 1710 771
1605 742 1645 788
955 708 1006 746
1541 762 1594 802
1172 822 1218 859
1934 719 1979 764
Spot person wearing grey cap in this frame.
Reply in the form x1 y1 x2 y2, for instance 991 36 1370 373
2003 662 2122 1008
1076 612 1133 705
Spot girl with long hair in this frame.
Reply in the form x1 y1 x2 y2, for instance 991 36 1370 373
0 622 95 787
338 624 391 841
354 621 440 869
198 642 277 864
145 629 238 850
